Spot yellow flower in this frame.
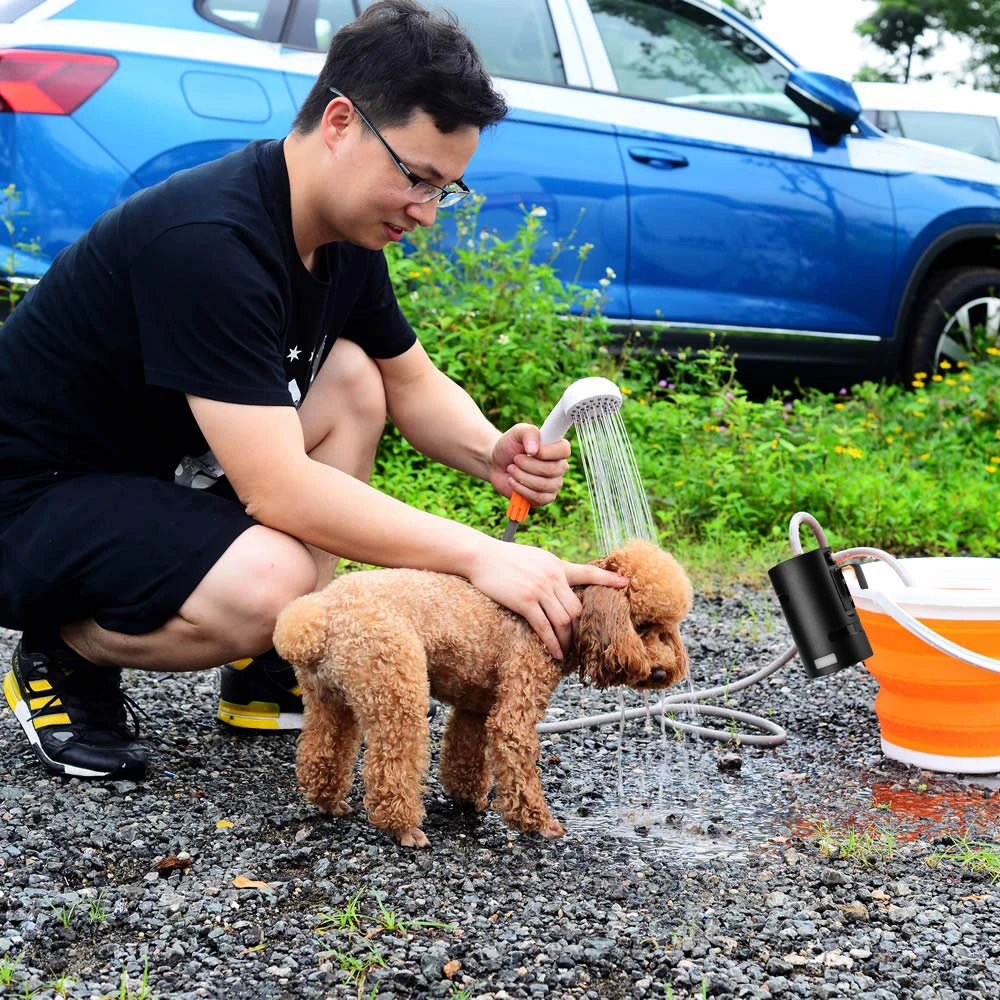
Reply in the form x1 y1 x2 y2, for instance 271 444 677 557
961 385 971 393
911 379 925 388
847 447 863 459
931 375 943 382
621 386 632 395
961 373 973 381
914 372 927 379
834 403 844 410
913 411 925 417
939 360 952 369
988 347 1000 356
834 445 846 454
919 453 930 460
956 361 967 369
988 466 998 475
674 480 685 486
771 439 778 449
886 436 894 444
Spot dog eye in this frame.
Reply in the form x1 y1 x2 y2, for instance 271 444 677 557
636 622 655 636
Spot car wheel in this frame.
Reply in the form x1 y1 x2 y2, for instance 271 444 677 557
903 266 1000 382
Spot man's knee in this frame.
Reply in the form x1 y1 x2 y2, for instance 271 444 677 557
318 338 387 426
183 526 317 650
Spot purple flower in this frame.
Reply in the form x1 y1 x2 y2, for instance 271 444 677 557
725 391 734 399
839 388 848 396
784 402 793 411
667 382 675 390
658 379 667 387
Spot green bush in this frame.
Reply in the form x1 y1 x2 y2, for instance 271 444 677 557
380 200 1000 579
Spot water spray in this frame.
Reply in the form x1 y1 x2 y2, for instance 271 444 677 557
502 377 654 549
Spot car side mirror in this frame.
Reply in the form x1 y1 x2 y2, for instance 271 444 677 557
784 68 861 137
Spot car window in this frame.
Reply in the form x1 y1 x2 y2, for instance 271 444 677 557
866 108 903 137
0 0 46 21
432 0 565 85
286 0 356 51
896 109 1000 163
587 0 809 126
291 0 565 85
196 0 288 41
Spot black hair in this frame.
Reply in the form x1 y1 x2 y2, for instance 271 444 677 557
291 0 508 135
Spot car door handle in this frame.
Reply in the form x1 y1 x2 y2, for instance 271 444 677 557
628 146 689 168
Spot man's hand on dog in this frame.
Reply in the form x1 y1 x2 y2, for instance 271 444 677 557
468 542 629 660
488 423 570 505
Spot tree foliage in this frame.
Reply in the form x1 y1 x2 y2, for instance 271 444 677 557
856 0 1000 88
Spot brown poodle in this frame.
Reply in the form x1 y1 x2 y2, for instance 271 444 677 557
273 540 692 848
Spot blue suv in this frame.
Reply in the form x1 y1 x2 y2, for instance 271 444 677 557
2 0 999 385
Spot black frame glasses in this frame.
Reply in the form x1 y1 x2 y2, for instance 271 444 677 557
328 86 471 208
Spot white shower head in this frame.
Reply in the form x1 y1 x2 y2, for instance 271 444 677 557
538 377 623 445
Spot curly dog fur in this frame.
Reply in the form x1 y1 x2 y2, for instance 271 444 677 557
274 540 692 848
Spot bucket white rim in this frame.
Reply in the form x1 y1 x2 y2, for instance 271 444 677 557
881 738 1000 775
847 557 1000 619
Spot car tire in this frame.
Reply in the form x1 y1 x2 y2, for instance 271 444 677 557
903 266 1000 383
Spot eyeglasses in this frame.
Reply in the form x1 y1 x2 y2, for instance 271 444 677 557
328 86 471 209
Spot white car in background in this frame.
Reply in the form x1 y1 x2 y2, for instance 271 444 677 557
855 81 1000 163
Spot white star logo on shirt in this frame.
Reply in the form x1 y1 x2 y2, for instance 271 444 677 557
287 346 301 362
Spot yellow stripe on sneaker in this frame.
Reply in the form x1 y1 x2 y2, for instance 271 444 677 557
28 679 53 692
217 698 281 730
33 713 72 728
29 696 61 710
230 658 254 670
3 670 23 712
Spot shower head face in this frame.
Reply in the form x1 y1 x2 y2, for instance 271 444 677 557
561 377 623 425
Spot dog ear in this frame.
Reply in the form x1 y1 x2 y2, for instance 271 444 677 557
576 583 646 688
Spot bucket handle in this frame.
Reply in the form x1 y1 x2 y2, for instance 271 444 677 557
835 545 1000 676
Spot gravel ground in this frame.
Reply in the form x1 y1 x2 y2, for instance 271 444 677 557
1 587 999 1000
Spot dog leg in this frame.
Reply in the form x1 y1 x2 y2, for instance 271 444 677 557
296 669 359 817
486 680 565 839
349 642 432 848
440 709 492 810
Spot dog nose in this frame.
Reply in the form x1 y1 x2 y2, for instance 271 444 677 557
650 668 667 683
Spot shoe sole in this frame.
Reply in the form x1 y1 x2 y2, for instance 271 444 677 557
3 670 123 778
217 698 303 731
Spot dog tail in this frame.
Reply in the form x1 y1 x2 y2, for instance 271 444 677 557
273 592 330 670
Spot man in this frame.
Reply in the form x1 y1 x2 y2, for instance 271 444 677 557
0 0 627 780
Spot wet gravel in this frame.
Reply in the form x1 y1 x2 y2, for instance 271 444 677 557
1 587 999 999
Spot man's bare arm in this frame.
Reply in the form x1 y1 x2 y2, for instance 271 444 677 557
186 394 628 659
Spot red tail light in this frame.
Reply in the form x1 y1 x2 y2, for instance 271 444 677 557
0 49 118 114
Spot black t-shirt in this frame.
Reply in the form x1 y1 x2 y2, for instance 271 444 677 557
0 139 416 516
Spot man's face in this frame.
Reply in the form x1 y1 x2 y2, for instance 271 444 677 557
323 102 479 250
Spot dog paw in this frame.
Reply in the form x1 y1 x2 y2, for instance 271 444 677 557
329 799 354 817
396 827 431 849
540 819 566 839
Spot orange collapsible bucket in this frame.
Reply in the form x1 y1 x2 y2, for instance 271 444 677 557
848 558 1000 774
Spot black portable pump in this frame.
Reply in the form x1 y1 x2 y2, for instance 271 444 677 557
768 545 874 679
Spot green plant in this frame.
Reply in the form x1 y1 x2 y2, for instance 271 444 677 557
51 901 79 928
927 835 1000 882
89 891 108 922
48 973 74 997
2 183 40 316
812 819 896 866
0 953 22 987
118 953 154 1000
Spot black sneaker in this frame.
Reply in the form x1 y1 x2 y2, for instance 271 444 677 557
3 638 147 779
217 649 303 731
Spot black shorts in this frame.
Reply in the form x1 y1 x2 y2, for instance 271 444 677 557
0 473 256 635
